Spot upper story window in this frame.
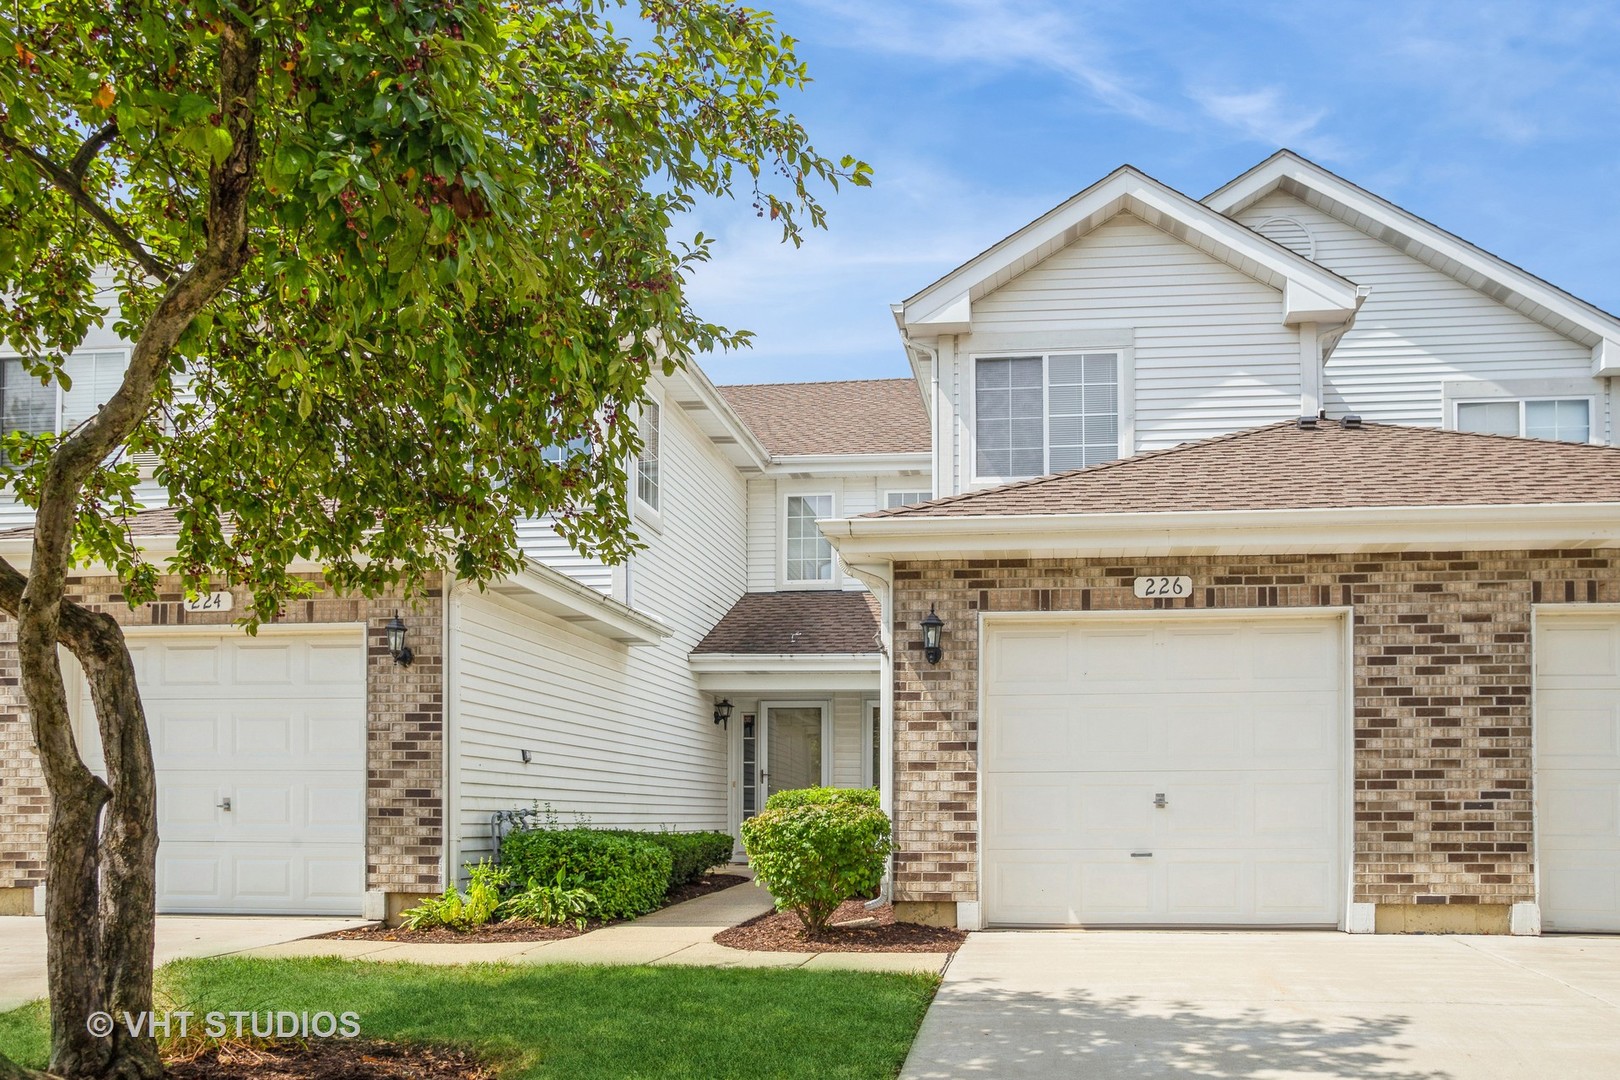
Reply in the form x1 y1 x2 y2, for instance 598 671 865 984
1456 398 1591 443
785 493 833 583
635 400 661 511
884 489 932 509
975 352 1119 481
2 351 127 438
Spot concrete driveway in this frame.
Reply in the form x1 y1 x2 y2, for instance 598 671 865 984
903 931 1620 1079
0 915 365 1013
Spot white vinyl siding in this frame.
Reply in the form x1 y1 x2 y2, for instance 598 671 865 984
785 494 833 583
513 518 614 593
452 384 747 866
747 474 921 591
1455 398 1592 443
1234 191 1604 436
960 213 1304 464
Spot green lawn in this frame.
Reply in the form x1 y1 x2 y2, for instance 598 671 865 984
0 958 938 1079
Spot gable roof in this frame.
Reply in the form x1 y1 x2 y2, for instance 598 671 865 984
1204 150 1620 375
692 590 881 655
870 421 1620 519
894 165 1362 336
716 379 930 457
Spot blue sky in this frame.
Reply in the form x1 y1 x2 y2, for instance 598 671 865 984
682 0 1620 386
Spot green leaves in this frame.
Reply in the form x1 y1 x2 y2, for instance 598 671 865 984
0 0 870 618
740 789 892 937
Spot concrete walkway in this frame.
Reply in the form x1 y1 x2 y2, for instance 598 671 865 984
901 930 1620 1079
243 879 951 974
0 915 366 1013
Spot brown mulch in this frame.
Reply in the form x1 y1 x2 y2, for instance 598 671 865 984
319 872 749 944
714 899 967 954
165 1039 494 1080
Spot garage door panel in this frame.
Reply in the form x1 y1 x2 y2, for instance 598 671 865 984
982 615 1344 927
160 645 224 685
987 630 1072 689
308 641 366 683
1537 613 1620 932
159 842 365 916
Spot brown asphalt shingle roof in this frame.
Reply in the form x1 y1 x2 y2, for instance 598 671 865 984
692 590 881 655
869 421 1620 519
717 379 930 457
0 505 187 539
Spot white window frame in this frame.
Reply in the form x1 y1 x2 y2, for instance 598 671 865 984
0 348 131 438
968 350 1129 484
1443 378 1601 445
632 392 663 532
882 488 933 510
780 491 838 589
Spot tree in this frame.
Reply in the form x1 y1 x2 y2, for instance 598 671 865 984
0 1 868 1075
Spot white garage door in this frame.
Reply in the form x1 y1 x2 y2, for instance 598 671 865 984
82 631 367 915
982 615 1344 927
1536 613 1620 933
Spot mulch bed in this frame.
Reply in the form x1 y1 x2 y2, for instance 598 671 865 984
165 1039 494 1080
319 872 749 944
715 899 967 954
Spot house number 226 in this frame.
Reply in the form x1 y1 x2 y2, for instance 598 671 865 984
1133 576 1192 599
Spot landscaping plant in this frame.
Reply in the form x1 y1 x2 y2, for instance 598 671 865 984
499 828 672 920
603 829 736 890
398 860 508 931
0 2 865 1075
740 787 892 937
498 870 597 929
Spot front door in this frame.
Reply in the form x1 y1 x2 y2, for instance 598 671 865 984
745 702 828 814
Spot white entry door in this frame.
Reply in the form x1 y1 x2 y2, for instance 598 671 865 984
79 631 367 915
1536 612 1620 932
982 615 1345 927
758 702 829 804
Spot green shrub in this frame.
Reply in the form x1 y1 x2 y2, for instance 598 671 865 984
399 860 508 931
499 869 596 929
499 828 672 920
740 792 892 936
602 830 735 890
764 786 880 811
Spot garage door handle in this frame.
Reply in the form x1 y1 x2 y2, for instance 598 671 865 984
1153 793 1167 808
216 797 232 813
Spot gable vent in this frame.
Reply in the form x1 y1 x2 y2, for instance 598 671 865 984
1254 216 1315 260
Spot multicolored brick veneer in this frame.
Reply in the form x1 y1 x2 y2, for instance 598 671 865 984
0 574 444 900
889 549 1620 914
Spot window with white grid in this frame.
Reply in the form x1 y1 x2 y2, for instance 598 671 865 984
785 494 833 583
975 352 1119 479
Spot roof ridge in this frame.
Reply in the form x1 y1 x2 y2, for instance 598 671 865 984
874 422 1298 518
717 377 916 390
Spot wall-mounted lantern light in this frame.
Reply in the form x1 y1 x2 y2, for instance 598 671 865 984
713 698 734 729
386 612 414 667
921 605 945 665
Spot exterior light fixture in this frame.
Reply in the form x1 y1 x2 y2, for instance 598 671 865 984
386 612 414 667
921 605 945 665
713 699 734 728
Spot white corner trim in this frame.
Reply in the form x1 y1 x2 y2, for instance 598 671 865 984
1510 902 1542 936
363 891 387 922
33 884 46 917
1346 902 1376 934
955 901 984 931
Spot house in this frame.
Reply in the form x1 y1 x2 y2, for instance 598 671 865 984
2 149 1619 936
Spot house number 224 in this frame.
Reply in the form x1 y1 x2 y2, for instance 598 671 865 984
1133 576 1192 599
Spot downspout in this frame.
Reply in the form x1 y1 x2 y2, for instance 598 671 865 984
844 560 895 909
901 330 945 500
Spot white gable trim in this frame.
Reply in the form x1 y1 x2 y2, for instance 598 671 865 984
1205 151 1620 376
898 167 1361 336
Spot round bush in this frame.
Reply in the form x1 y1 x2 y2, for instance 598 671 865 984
764 785 880 811
740 791 891 936
499 828 672 920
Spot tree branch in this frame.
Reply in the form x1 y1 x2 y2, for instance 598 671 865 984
69 121 119 180
0 125 174 283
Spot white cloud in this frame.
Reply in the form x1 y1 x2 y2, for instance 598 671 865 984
1190 86 1348 161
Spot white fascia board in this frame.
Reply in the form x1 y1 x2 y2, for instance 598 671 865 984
1206 154 1620 349
690 652 881 693
1592 337 1620 378
898 167 1357 334
659 364 772 470
487 557 670 646
821 503 1620 561
764 452 932 478
689 652 881 672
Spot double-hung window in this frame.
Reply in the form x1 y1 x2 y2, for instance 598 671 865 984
1455 398 1591 443
884 489 932 509
635 400 661 511
974 352 1119 480
2 351 127 438
785 494 834 584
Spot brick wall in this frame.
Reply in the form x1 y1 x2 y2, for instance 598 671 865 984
0 574 444 897
890 549 1620 910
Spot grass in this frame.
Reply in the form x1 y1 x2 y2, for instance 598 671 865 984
0 957 938 1079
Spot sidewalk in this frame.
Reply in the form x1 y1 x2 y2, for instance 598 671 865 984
242 878 950 974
